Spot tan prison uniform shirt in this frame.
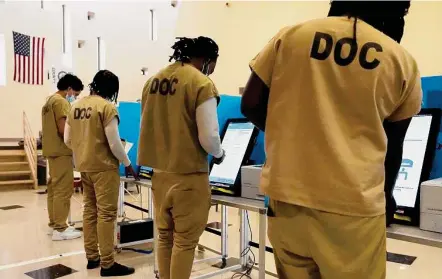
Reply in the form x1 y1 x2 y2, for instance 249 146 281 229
138 62 219 173
42 93 72 157
251 17 422 217
67 95 119 172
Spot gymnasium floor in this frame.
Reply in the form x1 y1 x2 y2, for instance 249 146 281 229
1 187 442 279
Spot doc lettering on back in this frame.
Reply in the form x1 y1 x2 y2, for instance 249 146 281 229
74 107 92 120
310 32 383 70
149 78 179 96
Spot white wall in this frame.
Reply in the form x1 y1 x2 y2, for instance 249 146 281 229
0 0 179 138
175 1 442 95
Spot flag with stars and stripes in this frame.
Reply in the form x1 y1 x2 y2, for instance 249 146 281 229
13 31 45 85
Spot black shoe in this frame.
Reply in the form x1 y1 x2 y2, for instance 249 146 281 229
100 262 135 277
87 259 101 269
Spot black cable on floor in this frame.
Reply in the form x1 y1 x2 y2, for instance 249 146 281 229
121 247 153 255
231 211 256 279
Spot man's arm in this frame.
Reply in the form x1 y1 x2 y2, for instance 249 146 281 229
384 118 412 226
196 98 224 158
57 118 67 138
241 29 286 131
384 118 412 197
241 72 270 131
64 120 72 149
54 100 70 139
104 117 131 167
384 60 422 226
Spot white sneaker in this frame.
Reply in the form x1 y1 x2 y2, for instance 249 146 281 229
66 226 78 232
52 228 82 241
48 226 76 236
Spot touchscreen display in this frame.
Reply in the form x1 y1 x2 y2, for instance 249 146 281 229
393 115 433 208
209 122 255 186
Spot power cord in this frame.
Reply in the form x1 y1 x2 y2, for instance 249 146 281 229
231 211 256 279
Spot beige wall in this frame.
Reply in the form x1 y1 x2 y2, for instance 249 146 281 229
2 1 442 139
175 1 442 95
0 0 179 138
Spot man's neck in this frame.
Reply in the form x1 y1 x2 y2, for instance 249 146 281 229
56 90 67 98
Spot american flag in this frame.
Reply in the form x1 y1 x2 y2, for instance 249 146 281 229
13 31 45 85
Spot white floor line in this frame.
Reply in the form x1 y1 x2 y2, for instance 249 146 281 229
0 250 85 271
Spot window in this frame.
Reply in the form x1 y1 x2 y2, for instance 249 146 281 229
97 37 106 70
62 5 66 53
150 9 158 41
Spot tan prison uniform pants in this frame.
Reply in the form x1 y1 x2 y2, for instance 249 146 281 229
268 200 386 279
47 156 74 232
152 172 211 279
82 169 120 269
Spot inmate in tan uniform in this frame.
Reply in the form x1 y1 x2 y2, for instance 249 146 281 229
138 62 218 279
42 93 73 232
250 17 422 279
68 96 120 269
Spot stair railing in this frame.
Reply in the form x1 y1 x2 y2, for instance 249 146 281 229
23 111 38 189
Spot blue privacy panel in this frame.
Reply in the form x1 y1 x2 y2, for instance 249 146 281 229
117 101 141 176
217 95 265 165
422 76 442 109
422 76 442 179
116 96 266 176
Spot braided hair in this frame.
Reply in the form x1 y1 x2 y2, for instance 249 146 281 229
328 1 411 43
169 36 219 63
89 70 119 103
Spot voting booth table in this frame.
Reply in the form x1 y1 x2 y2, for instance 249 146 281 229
64 78 442 278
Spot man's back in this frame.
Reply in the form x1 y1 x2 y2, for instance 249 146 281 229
138 62 219 174
252 17 422 216
68 95 119 172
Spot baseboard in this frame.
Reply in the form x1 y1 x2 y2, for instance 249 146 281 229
0 138 21 150
0 138 21 142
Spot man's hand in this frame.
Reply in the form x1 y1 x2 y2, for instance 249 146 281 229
386 196 397 227
213 150 226 165
126 165 140 181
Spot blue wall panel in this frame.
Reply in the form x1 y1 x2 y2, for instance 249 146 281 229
117 102 141 175
422 76 442 179
116 76 442 178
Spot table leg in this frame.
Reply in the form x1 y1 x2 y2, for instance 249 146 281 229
151 187 159 278
140 186 144 219
117 181 124 218
239 209 248 268
258 211 267 279
221 205 228 267
148 187 153 219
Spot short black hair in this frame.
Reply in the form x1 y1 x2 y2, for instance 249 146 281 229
169 36 219 63
89 70 119 103
328 1 411 43
57 74 84 92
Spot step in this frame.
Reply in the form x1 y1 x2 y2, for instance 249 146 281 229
0 150 26 156
0 162 29 171
0 170 31 177
0 179 34 186
0 150 26 163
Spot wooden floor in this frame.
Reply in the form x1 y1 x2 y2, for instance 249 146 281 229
1 187 442 278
